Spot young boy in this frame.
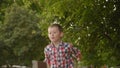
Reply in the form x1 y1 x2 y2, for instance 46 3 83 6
44 24 81 68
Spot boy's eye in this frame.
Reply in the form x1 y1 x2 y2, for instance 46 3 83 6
48 32 57 34
48 32 51 34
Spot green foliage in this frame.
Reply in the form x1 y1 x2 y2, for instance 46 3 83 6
0 0 14 25
0 3 47 66
0 0 120 67
38 0 120 67
0 41 15 66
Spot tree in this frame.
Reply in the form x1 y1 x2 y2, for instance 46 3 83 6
0 0 120 67
0 41 15 66
38 0 120 67
0 3 48 66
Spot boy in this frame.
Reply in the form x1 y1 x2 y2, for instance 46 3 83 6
44 24 81 68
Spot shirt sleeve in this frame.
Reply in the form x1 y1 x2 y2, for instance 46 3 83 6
69 43 82 61
44 47 50 65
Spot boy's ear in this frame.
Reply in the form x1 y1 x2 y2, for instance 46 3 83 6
60 32 64 37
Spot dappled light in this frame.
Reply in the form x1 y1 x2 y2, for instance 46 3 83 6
0 0 120 68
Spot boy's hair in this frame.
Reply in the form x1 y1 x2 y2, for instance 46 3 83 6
49 24 63 32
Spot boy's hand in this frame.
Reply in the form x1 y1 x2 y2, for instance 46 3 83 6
47 64 50 68
77 53 82 61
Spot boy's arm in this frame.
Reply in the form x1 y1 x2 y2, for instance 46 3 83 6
69 43 82 61
47 64 50 68
44 59 50 68
44 48 51 68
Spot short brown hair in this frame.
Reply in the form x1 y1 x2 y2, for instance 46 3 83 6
49 24 63 32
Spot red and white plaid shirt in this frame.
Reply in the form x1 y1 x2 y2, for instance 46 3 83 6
44 42 81 68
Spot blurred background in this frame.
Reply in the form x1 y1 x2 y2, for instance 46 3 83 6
0 0 120 68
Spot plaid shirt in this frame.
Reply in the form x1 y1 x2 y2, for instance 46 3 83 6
44 42 81 68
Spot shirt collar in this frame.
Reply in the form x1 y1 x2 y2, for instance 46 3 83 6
50 41 63 47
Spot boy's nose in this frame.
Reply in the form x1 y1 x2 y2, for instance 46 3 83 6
51 34 54 36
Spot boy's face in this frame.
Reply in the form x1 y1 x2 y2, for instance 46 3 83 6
48 26 63 43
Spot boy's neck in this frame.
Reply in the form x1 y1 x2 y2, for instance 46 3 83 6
52 41 61 47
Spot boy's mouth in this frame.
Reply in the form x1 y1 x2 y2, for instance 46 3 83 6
51 37 54 39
